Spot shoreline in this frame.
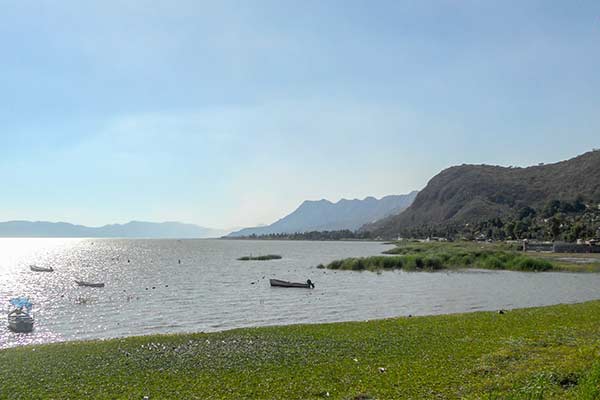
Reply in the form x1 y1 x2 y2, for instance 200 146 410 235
220 237 387 242
2 300 600 398
2 295 599 350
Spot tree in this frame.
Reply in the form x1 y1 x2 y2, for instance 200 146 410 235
573 195 586 213
518 206 536 220
549 216 562 240
542 200 561 218
566 222 585 242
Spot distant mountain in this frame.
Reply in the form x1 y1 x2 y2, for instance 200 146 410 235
0 220 227 238
365 150 600 238
228 192 418 237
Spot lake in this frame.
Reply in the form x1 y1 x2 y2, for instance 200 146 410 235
2 238 600 349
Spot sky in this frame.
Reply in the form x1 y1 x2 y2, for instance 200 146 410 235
1 1 599 229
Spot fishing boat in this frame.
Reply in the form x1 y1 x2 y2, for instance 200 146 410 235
7 298 34 333
75 280 105 288
30 265 54 272
270 279 315 289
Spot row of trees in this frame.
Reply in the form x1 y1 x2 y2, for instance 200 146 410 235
388 199 600 242
456 199 599 242
235 230 373 241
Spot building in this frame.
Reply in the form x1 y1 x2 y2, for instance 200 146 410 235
553 241 600 254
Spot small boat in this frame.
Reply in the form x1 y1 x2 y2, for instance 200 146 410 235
7 298 34 333
75 280 105 288
270 279 315 289
30 265 54 272
8 309 34 333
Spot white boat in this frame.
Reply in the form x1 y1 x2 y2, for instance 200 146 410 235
30 265 54 272
7 298 34 333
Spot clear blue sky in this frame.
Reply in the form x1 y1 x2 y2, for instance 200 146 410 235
1 1 599 229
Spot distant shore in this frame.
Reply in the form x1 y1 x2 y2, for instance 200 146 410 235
221 236 382 242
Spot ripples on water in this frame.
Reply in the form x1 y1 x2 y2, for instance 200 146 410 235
1 238 600 349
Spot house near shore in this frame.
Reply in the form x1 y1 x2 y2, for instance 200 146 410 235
522 240 553 252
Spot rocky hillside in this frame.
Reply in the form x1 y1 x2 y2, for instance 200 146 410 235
228 192 418 237
365 150 600 238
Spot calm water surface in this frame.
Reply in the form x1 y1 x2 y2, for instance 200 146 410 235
1 238 600 349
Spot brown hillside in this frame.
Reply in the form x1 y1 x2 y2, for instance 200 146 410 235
366 150 600 237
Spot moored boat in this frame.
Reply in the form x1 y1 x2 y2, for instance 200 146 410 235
30 265 54 272
75 280 105 288
7 298 34 333
270 279 315 289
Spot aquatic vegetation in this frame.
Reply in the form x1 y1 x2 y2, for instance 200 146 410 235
2 301 600 399
322 253 553 272
237 254 282 261
321 241 560 272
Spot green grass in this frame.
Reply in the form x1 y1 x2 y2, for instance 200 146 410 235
237 254 283 261
2 301 600 399
530 252 600 273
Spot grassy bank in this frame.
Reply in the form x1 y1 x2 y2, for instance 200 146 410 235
237 254 282 261
2 301 600 399
318 241 600 272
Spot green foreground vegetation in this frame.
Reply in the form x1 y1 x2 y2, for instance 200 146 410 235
319 241 600 273
237 254 283 261
2 301 600 399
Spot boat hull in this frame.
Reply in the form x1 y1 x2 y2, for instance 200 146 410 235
75 280 105 288
7 314 34 333
30 265 53 272
270 279 313 288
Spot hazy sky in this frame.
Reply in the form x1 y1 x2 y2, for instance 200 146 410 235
1 1 599 228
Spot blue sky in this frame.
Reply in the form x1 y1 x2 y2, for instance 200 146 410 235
1 1 599 228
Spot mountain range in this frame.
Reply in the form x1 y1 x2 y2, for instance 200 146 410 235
6 150 598 240
228 192 418 237
0 221 228 238
365 150 600 237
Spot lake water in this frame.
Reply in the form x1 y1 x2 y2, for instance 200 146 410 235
1 238 600 349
